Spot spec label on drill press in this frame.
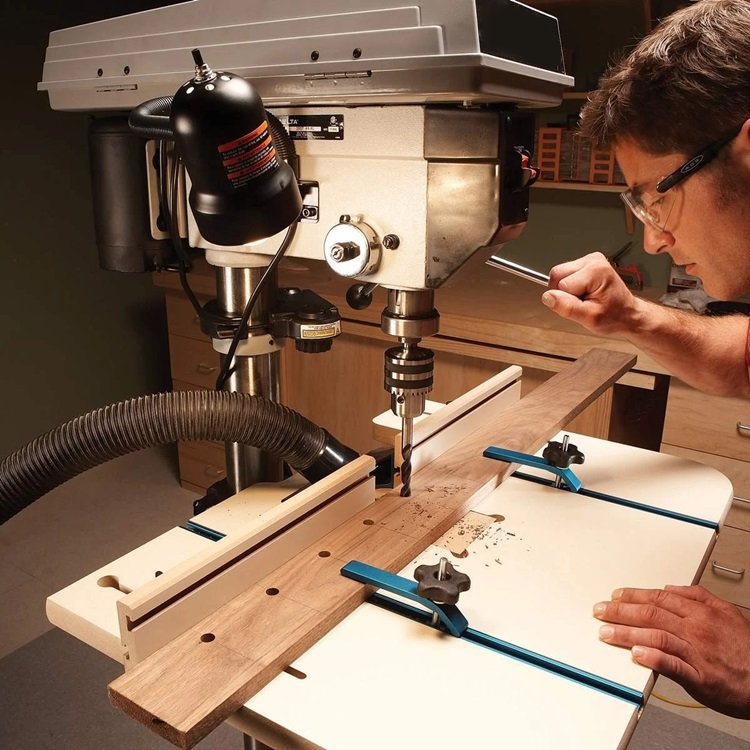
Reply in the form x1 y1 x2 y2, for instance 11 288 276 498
278 115 344 141
301 321 341 339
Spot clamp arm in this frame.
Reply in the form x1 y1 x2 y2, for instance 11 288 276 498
482 445 583 491
341 560 468 636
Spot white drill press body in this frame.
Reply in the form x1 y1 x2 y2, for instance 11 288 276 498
39 0 572 290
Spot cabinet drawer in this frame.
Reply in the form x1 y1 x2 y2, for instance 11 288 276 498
165 291 212 342
178 441 226 491
663 380 750 461
700 526 750 608
660 444 750 531
169 334 220 389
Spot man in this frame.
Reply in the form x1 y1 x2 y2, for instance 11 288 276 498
541 0 750 718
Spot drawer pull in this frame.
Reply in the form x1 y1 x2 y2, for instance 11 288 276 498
196 363 217 375
711 561 745 578
737 421 750 437
204 466 224 478
733 496 750 506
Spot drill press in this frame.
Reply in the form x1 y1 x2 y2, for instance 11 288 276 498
39 0 572 495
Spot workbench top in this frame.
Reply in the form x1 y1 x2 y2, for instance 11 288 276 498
282 250 667 375
153 251 668 376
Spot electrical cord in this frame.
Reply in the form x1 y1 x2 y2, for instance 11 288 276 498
156 135 300 393
158 144 240 327
213 221 297 391
650 691 705 709
210 118 301 392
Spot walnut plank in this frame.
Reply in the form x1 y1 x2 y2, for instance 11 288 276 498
109 348 635 748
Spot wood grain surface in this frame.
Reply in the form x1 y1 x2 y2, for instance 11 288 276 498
108 348 635 748
152 256 666 376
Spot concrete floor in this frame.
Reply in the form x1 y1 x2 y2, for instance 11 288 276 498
1 446 749 749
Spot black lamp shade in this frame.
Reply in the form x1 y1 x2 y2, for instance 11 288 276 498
171 67 302 246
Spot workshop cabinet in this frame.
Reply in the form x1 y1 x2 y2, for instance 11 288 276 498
662 381 750 463
661 379 750 611
698 526 750 609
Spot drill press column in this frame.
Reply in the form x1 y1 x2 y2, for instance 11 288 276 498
382 289 439 496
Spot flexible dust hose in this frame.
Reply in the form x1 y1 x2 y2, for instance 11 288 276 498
0 391 359 525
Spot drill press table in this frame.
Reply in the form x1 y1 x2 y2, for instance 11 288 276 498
230 432 730 749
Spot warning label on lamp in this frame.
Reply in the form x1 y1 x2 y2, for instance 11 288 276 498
218 121 280 189
278 114 344 141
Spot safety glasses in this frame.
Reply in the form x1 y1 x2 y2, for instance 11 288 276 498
620 122 745 232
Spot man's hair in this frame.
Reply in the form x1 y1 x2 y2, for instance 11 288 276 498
580 0 750 154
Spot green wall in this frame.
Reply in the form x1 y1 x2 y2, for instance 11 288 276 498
503 189 672 290
0 2 176 458
507 0 674 290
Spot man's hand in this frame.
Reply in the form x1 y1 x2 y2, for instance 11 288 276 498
543 252 646 336
594 584 750 717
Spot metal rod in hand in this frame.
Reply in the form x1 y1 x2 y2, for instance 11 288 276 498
486 255 550 287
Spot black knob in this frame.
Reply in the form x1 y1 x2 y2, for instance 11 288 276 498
346 283 376 310
414 559 471 605
296 339 333 354
542 438 585 469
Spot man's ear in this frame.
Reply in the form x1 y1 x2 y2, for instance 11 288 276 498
736 119 750 165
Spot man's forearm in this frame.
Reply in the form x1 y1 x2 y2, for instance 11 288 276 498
627 299 750 396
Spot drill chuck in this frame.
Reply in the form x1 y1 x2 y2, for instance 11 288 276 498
384 345 434 419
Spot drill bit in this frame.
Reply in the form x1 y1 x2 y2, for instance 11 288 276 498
400 416 413 497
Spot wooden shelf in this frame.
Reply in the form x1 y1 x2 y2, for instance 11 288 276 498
533 181 624 193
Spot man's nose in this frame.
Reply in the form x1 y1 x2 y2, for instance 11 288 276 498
642 223 673 255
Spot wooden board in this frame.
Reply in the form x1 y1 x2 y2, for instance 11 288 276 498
108 348 635 748
118 457 375 664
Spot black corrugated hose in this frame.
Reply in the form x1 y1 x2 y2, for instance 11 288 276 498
0 391 359 525
128 96 174 140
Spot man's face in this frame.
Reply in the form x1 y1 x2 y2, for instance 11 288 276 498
615 135 750 300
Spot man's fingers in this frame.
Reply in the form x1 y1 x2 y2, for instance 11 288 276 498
594 600 683 632
548 251 608 287
630 645 701 686
599 623 692 662
541 289 582 316
663 584 731 609
547 256 590 285
613 584 736 616
608 587 698 617
597 622 701 686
